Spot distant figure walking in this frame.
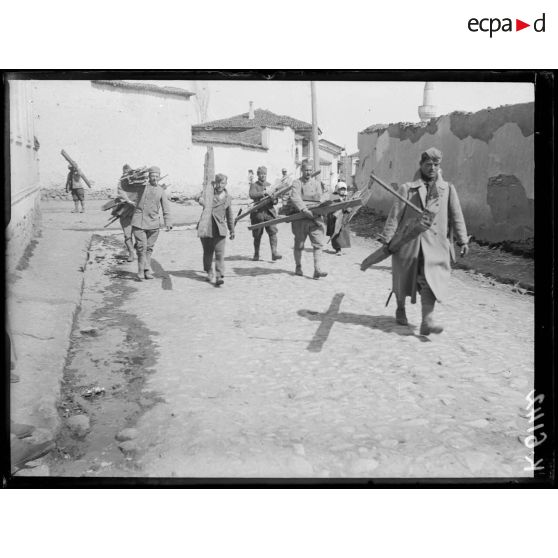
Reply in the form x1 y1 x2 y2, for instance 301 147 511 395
65 165 85 213
326 181 351 255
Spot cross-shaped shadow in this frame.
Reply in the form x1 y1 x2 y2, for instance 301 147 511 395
298 292 428 352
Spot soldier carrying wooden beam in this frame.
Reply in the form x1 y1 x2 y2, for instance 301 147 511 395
362 148 470 336
290 160 330 279
248 166 283 262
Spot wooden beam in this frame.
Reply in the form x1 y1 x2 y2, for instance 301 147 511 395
248 199 362 230
61 150 92 188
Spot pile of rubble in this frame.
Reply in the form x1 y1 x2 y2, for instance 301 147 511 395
41 188 114 201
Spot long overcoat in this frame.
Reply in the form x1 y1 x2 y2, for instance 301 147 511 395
382 175 468 303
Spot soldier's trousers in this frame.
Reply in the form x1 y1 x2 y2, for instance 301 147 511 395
120 216 133 242
251 212 278 240
132 227 159 259
291 217 325 250
201 235 226 278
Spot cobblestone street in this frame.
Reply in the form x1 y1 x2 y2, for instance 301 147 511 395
35 200 534 479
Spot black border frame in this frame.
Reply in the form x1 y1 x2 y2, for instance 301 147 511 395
2 69 555 488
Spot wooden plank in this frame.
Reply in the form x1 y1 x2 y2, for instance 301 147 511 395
248 199 362 230
370 171 422 215
61 149 93 188
234 177 293 225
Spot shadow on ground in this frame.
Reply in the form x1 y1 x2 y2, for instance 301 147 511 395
298 293 429 352
232 266 298 277
224 254 256 262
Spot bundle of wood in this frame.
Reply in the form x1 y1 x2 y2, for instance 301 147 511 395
121 166 150 187
101 196 136 228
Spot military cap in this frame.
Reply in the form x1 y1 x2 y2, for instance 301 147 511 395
337 181 348 190
257 166 267 173
148 166 161 174
213 173 227 184
123 164 132 172
301 160 314 170
420 148 443 163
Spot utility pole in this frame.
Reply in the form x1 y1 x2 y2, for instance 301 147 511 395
310 81 320 178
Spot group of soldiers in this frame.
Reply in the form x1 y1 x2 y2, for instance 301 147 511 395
106 148 468 335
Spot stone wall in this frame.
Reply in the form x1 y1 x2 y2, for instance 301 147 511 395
40 188 115 201
356 102 534 242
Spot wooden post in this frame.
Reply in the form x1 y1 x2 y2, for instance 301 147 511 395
198 146 215 238
310 81 320 179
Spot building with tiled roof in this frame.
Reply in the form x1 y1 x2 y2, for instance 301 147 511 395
192 107 318 133
191 102 344 193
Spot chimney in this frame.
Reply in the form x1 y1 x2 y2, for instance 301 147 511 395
418 82 437 122
248 101 255 120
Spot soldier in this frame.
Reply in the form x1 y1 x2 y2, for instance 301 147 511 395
249 166 282 261
65 165 85 213
115 163 136 262
131 166 172 281
382 148 469 335
290 160 329 279
326 181 351 255
197 173 235 286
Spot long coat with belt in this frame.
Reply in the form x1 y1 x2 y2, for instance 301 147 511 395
382 174 468 303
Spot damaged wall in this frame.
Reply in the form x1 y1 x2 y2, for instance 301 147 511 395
356 102 534 242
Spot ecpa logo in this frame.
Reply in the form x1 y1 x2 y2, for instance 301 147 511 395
468 13 546 37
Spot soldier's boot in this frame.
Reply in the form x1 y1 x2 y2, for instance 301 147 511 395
294 249 303 276
270 234 282 261
137 255 146 281
312 249 328 280
252 238 261 261
395 296 408 325
125 238 135 262
420 289 443 335
144 253 154 279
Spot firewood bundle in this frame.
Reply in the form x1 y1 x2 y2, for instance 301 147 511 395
121 166 150 187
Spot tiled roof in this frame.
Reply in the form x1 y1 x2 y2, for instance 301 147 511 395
193 108 315 132
91 80 194 99
319 138 344 152
192 135 267 151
